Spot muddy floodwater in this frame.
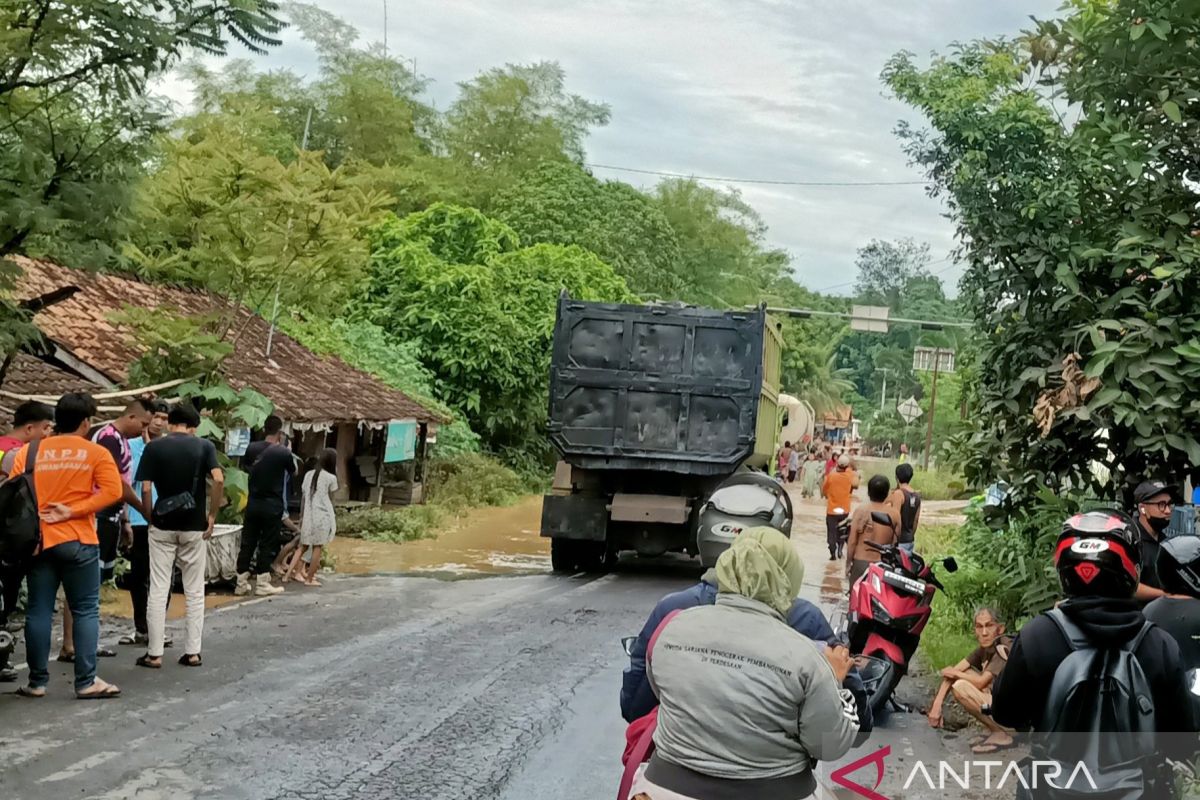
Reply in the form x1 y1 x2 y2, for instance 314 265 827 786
330 494 550 577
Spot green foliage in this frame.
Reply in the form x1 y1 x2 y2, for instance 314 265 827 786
0 1 283 263
444 62 610 200
910 468 969 501
336 504 443 544
0 2 284 99
491 160 684 298
884 5 1200 508
281 315 481 455
336 452 531 543
917 491 1078 669
353 203 633 454
424 453 531 511
126 114 391 322
113 307 232 388
654 178 790 307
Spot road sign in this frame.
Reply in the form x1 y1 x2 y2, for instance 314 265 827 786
913 346 955 373
897 396 922 424
850 305 890 333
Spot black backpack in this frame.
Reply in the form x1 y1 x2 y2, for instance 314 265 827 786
1024 608 1159 799
898 488 921 544
0 440 41 566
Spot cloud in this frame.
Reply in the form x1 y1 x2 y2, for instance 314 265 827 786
163 0 1060 294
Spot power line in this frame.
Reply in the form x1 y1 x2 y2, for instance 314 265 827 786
585 163 928 187
813 256 959 294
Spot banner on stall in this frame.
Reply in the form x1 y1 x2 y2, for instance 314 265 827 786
384 419 418 463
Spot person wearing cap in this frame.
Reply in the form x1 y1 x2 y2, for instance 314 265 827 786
1132 480 1181 602
822 456 855 561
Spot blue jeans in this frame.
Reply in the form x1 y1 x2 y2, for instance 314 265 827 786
25 541 100 691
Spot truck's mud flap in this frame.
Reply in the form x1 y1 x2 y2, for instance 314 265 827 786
541 494 608 541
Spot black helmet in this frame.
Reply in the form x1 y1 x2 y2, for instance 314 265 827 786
1158 535 1200 598
1055 510 1141 598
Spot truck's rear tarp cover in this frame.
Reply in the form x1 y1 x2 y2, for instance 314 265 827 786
548 295 768 475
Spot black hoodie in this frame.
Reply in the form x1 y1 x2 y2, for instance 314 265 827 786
992 596 1197 749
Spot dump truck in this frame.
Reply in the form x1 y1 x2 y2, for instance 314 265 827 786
541 294 783 572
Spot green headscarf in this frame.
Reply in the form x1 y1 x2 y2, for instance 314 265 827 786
714 527 805 615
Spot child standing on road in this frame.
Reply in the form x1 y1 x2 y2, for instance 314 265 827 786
284 448 338 587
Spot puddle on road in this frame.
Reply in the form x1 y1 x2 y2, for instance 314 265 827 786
100 585 244 620
330 495 550 578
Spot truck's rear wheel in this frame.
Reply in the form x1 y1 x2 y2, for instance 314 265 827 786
576 542 615 574
551 539 579 572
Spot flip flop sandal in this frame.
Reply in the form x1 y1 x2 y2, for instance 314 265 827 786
57 652 74 663
96 646 117 658
178 654 202 667
76 680 121 700
119 633 148 646
136 654 162 669
972 741 1015 754
16 685 45 698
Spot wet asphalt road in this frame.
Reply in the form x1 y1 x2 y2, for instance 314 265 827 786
1 499 999 800
0 566 695 800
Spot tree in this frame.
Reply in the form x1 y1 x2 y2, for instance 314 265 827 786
852 238 933 308
444 63 610 201
125 113 391 336
653 178 789 308
0 1 284 261
490 160 684 298
884 1 1200 505
352 203 633 453
0 1 283 98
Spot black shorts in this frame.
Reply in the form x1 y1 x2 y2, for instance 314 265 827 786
97 516 121 577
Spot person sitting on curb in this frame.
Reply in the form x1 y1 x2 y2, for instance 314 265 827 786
926 606 1016 753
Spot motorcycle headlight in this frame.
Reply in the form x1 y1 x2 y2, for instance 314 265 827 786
870 572 882 593
869 596 892 626
1189 668 1200 698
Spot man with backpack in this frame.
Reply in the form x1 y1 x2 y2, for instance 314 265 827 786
991 510 1197 797
0 400 54 635
8 393 125 699
888 462 922 555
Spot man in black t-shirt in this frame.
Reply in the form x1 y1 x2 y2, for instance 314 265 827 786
134 403 223 668
1131 480 1181 603
236 415 295 597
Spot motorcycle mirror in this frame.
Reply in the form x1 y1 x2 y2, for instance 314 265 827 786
942 557 959 573
621 636 637 657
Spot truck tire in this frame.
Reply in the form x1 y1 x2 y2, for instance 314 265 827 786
551 539 579 572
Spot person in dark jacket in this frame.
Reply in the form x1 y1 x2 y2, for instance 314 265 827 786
992 511 1197 772
621 567 874 738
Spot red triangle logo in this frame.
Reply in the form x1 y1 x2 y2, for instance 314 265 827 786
1075 562 1100 584
831 745 890 800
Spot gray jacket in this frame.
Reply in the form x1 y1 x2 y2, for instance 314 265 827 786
648 593 860 782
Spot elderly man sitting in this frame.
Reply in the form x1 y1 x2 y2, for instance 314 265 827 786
926 606 1015 753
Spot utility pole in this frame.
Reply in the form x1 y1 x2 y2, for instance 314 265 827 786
265 107 313 359
878 368 891 413
383 0 388 57
922 349 941 471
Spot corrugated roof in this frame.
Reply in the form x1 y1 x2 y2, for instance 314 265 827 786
9 257 445 425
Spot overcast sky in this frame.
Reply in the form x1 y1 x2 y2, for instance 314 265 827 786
163 0 1060 295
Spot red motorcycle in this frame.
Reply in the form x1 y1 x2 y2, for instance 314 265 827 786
844 523 957 716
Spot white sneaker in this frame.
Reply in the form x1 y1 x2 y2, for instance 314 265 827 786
234 572 253 596
254 573 283 596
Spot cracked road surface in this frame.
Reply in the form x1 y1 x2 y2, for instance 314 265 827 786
2 493 988 799
1 567 695 800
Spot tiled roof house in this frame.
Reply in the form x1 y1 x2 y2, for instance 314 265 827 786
4 257 445 503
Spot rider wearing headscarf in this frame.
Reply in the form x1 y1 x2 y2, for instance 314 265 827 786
632 528 860 800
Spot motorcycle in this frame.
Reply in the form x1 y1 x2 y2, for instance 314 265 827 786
843 524 957 716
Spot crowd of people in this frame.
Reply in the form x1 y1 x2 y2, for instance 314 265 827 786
0 394 338 698
620 465 1200 798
